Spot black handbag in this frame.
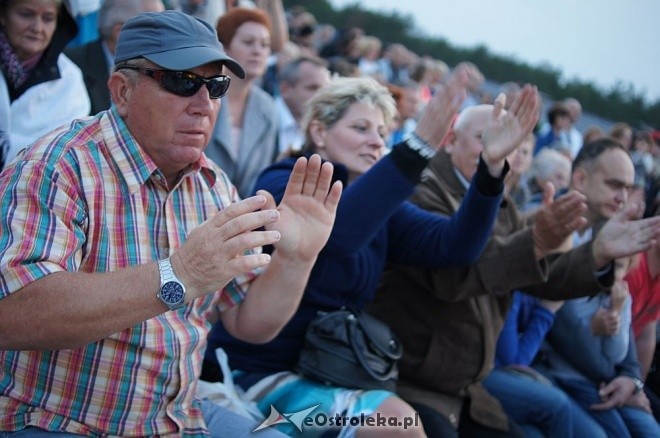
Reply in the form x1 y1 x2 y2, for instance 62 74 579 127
295 308 403 392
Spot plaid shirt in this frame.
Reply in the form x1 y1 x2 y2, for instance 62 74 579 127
0 108 259 436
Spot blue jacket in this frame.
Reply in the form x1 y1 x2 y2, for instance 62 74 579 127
495 291 555 367
206 141 506 376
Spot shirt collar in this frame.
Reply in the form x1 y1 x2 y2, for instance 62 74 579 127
101 108 217 194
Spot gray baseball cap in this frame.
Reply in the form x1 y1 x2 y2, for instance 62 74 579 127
114 10 245 78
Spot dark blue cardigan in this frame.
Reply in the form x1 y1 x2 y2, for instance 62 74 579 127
206 141 507 377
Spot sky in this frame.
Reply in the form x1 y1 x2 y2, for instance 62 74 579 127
330 0 660 104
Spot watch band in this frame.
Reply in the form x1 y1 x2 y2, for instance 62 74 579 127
158 258 177 284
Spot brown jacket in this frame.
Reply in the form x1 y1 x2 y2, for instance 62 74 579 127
368 150 613 429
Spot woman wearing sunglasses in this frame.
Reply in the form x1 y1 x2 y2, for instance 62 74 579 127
0 0 90 169
204 7 279 199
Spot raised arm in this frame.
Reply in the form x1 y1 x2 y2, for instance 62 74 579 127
219 155 341 342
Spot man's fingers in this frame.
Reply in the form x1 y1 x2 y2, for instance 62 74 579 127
542 181 556 206
213 195 268 225
255 189 276 211
222 229 281 258
214 209 280 240
225 252 273 274
490 93 505 121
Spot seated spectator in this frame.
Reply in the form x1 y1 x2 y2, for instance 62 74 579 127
583 124 606 146
274 55 330 154
534 102 571 156
625 228 660 420
368 109 660 437
631 130 656 191
203 71 541 436
610 122 634 151
327 56 361 78
287 7 318 55
534 139 660 437
0 10 341 436
0 0 90 169
65 0 166 116
356 35 384 80
319 26 362 66
521 148 573 213
260 40 301 97
377 42 411 86
205 7 278 198
562 97 584 159
483 290 607 437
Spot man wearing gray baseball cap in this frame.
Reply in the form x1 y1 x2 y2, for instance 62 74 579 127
0 10 341 438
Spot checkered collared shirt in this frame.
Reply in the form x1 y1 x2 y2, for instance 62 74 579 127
0 108 258 436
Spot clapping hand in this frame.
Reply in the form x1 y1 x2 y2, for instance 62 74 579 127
592 199 660 267
591 306 622 336
481 85 539 177
531 182 587 259
261 154 342 262
413 64 469 148
173 155 341 300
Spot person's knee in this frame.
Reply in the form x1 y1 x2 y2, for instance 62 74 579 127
359 396 426 437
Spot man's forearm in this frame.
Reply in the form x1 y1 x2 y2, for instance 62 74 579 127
0 265 163 351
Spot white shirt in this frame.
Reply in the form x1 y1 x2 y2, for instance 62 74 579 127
275 96 304 153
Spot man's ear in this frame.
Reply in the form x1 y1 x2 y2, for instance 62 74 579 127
308 120 326 149
442 130 457 154
108 71 132 117
571 167 587 192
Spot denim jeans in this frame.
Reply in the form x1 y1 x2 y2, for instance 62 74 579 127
0 400 287 438
555 375 660 438
483 367 607 438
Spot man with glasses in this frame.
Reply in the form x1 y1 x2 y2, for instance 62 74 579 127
0 11 341 437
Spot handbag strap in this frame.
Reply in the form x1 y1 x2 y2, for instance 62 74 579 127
346 313 398 382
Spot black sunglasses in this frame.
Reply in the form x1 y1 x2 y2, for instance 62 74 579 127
118 66 231 99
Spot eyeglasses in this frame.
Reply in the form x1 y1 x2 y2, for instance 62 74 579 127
118 66 231 99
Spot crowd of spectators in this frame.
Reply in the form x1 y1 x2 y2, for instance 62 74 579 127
1 1 659 436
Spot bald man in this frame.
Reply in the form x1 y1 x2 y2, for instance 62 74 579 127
368 103 660 436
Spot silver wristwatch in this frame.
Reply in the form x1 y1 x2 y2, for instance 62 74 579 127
631 377 645 394
157 258 186 310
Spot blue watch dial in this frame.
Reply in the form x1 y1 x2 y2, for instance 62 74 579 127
160 281 185 304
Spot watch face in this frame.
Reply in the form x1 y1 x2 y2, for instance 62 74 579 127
160 281 185 305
